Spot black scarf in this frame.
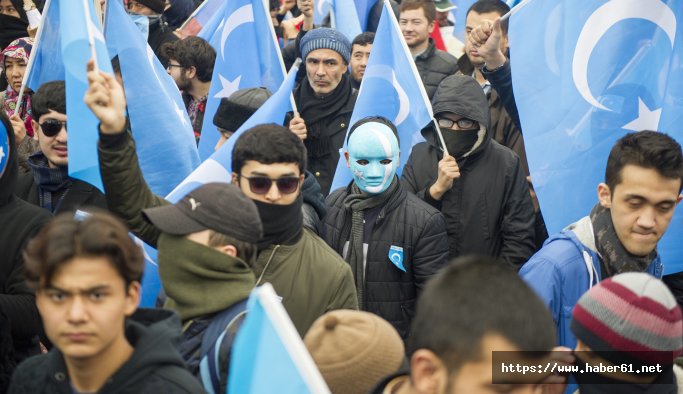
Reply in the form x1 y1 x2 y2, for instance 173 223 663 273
254 194 304 250
0 15 28 51
341 178 399 309
27 152 71 213
295 73 353 157
590 204 657 277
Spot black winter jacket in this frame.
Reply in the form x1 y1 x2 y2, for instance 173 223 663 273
0 121 51 365
9 309 205 394
414 39 459 100
400 75 536 269
15 172 107 214
321 180 449 339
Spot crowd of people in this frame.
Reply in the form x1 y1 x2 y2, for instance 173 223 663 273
2 0 683 393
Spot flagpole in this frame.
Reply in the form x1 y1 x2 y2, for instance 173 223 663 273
15 0 52 116
433 120 450 157
179 0 208 31
500 0 534 22
82 0 100 72
290 59 301 116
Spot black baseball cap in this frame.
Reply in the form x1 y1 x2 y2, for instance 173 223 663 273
143 183 263 244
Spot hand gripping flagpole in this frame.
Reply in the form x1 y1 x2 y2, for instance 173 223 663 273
15 0 52 116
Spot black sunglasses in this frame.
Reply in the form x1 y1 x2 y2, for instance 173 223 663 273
39 119 67 137
437 118 478 130
240 175 300 195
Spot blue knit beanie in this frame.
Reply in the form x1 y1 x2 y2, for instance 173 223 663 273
299 28 351 64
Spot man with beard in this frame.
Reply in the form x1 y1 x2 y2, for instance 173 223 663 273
86 64 358 338
520 131 683 351
161 37 215 142
288 27 357 196
400 74 536 268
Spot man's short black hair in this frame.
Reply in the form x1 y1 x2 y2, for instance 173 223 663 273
408 256 555 372
605 131 683 193
232 123 307 175
347 116 400 145
31 80 66 121
352 32 375 48
160 37 216 83
467 0 511 34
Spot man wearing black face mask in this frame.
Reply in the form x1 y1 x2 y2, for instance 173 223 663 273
401 74 536 269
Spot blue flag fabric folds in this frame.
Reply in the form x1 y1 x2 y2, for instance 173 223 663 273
60 0 113 191
509 0 683 273
25 0 63 89
330 0 363 41
227 283 330 393
104 0 200 197
452 0 477 41
197 0 286 160
330 0 432 192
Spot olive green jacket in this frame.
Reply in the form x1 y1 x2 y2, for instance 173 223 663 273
98 130 358 336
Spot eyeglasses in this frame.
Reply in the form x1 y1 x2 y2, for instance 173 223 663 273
437 117 479 130
240 175 300 195
39 119 67 137
166 64 184 70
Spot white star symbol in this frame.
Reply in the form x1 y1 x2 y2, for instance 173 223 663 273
622 97 662 132
175 102 190 128
214 74 241 99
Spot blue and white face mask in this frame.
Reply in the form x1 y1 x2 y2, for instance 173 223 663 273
0 123 10 180
347 122 399 195
128 13 150 40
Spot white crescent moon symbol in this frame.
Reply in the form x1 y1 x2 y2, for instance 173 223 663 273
363 65 411 126
221 5 254 60
572 0 676 111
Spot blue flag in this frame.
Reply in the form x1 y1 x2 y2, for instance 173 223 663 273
168 59 300 202
197 0 286 160
24 0 64 89
314 0 333 25
355 0 374 31
330 0 433 192
228 283 330 393
509 0 683 273
452 0 476 41
180 0 226 37
104 0 200 197
330 0 363 41
197 0 228 41
61 0 113 191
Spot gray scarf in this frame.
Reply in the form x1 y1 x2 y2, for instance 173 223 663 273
590 204 657 277
341 178 398 309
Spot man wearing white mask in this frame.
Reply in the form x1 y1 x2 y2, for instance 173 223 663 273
321 116 449 341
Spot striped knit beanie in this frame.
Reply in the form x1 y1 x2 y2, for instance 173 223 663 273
299 28 351 64
571 273 683 368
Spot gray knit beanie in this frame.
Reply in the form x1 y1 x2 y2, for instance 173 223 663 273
299 28 351 64
213 87 273 132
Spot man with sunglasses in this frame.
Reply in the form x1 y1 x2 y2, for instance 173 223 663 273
321 116 449 341
401 74 536 269
16 81 107 214
86 65 358 338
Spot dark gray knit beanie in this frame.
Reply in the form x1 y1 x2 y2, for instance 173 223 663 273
299 28 351 64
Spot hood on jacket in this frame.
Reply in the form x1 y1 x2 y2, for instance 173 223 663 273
111 309 189 387
0 113 18 206
422 75 492 149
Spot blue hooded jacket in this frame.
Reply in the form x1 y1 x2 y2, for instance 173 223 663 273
519 215 663 350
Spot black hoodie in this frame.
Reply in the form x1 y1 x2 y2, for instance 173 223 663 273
400 75 536 269
0 115 51 363
9 309 205 394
